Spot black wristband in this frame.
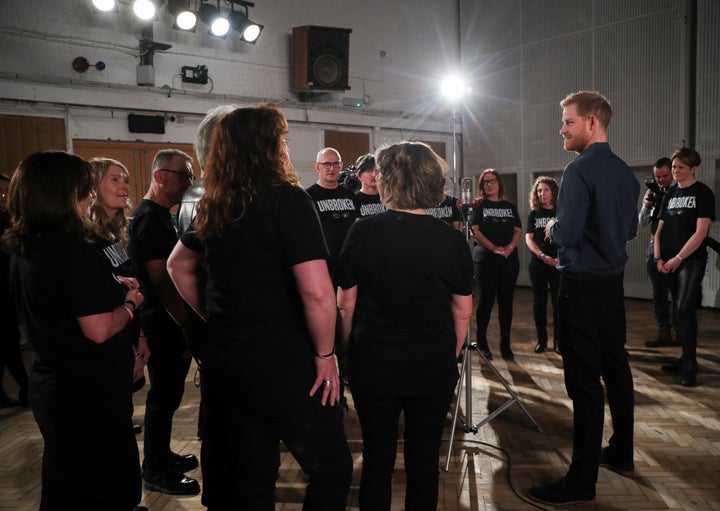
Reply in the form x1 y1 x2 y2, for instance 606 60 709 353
124 300 136 311
315 346 335 359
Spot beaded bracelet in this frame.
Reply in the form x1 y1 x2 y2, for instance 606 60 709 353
119 304 134 323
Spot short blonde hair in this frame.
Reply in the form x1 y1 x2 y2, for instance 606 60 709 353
375 141 447 210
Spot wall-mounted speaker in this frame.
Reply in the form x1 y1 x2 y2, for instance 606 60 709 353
127 114 165 134
292 26 352 91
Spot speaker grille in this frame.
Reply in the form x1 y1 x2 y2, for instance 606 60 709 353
313 55 342 87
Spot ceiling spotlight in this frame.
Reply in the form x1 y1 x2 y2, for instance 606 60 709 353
199 1 229 37
168 0 197 30
91 0 116 12
441 74 472 103
133 0 157 21
228 5 263 44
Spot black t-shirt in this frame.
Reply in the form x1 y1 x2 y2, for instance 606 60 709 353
127 199 179 324
11 232 131 389
305 184 357 275
180 184 329 415
659 181 716 262
471 199 522 246
427 195 461 225
354 191 387 218
526 208 558 258
336 210 474 396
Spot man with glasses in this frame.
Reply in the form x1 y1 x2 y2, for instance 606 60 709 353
128 149 201 496
306 147 357 283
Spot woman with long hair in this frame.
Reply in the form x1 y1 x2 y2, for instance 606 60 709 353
167 104 352 510
2 151 145 511
655 147 715 386
471 169 522 360
525 176 561 354
90 158 150 386
336 141 473 511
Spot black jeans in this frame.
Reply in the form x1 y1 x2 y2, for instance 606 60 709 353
200 359 352 511
528 256 559 342
646 243 672 329
143 316 192 471
351 389 454 511
475 251 519 345
667 257 706 362
558 272 634 492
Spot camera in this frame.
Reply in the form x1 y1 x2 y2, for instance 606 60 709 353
644 177 660 203
339 166 360 192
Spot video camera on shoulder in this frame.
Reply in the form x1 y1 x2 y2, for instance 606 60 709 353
644 177 661 204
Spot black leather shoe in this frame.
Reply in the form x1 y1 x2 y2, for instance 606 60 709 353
171 452 199 473
527 477 594 506
553 339 561 354
142 468 200 495
599 446 635 478
133 424 143 434
680 361 698 387
534 342 547 353
661 358 683 372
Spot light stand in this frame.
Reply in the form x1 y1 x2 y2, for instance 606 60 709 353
443 178 542 472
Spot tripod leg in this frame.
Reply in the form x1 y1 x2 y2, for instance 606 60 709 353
444 343 470 472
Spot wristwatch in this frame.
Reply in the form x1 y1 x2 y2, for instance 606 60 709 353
653 256 662 263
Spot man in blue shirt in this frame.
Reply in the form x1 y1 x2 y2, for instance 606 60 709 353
527 91 640 506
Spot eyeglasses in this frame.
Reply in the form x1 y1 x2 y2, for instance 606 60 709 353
317 161 343 169
483 178 498 185
160 168 195 182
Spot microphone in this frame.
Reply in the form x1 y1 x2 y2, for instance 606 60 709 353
461 177 472 205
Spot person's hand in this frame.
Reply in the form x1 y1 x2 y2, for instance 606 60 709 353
544 218 557 240
502 245 515 259
661 256 682 273
309 355 341 406
137 335 151 364
644 198 655 208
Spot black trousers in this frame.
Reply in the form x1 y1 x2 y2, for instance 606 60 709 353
646 243 672 329
667 257 706 362
558 272 634 492
143 316 191 471
528 256 559 343
475 251 519 345
32 368 140 511
351 388 454 511
200 358 352 511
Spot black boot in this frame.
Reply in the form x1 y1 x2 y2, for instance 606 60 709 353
500 340 514 360
680 359 698 387
661 357 684 372
534 338 547 353
477 341 493 360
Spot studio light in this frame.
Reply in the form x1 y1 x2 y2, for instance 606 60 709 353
91 0 116 12
441 74 472 103
168 0 197 30
133 0 157 21
228 5 263 44
199 1 229 37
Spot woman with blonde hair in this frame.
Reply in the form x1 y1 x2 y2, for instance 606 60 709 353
90 158 150 395
525 176 561 354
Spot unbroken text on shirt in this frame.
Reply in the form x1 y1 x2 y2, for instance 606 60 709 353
316 198 355 212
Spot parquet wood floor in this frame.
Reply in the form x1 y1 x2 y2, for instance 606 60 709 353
1 287 718 510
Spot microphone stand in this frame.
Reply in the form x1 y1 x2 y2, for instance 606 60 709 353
443 200 542 472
